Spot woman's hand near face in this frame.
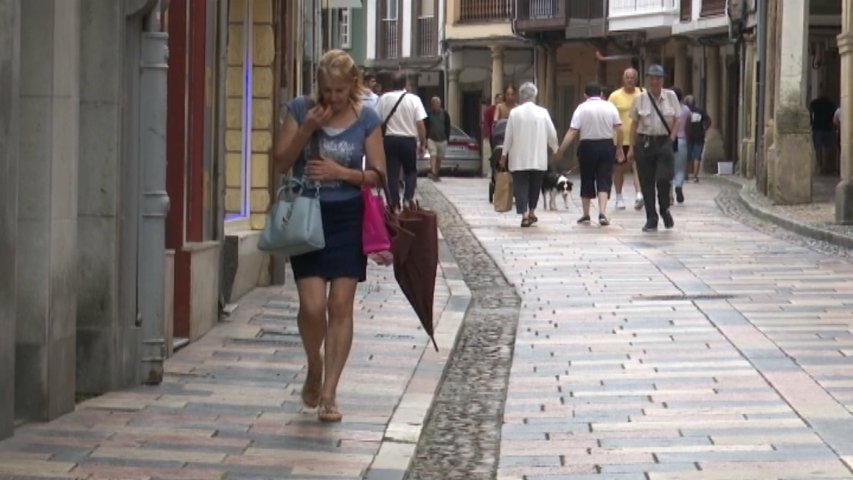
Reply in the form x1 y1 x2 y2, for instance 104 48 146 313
301 104 333 135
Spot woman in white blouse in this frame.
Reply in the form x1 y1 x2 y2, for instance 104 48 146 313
499 82 559 227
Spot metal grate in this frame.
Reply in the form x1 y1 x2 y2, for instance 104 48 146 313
633 293 737 301
416 16 438 57
460 0 512 22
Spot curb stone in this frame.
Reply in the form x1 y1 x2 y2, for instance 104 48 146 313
711 175 853 250
363 232 472 480
404 181 522 480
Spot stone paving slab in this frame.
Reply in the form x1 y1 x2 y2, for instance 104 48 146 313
0 238 470 480
429 175 853 480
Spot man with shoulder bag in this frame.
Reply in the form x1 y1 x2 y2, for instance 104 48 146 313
375 72 428 211
627 64 682 232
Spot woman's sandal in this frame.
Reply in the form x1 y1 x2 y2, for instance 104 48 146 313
521 217 532 228
317 398 342 423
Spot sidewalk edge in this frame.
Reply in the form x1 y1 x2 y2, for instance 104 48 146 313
712 175 853 250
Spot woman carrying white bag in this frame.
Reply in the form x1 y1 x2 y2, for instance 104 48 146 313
271 50 386 423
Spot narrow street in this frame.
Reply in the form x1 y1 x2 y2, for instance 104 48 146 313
1 176 853 480
418 177 853 480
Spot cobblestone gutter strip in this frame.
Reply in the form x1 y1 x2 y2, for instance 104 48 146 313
712 176 853 251
404 183 521 480
714 179 853 259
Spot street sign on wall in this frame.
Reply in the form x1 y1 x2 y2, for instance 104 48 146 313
419 71 440 87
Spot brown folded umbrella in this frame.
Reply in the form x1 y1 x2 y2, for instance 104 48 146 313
394 203 439 351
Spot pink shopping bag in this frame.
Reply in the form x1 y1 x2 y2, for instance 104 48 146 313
362 187 391 255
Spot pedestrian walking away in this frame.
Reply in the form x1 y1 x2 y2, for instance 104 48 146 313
684 94 711 183
273 50 387 422
426 96 450 181
361 72 380 111
500 82 559 228
672 87 691 204
628 64 682 232
553 82 622 226
609 68 645 211
376 72 428 211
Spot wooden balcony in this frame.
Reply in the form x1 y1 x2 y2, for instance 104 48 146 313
516 0 567 33
415 16 439 57
565 0 606 38
515 0 605 38
460 0 512 23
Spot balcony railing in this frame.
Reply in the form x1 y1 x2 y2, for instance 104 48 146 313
380 18 400 59
530 0 559 18
609 0 677 17
516 0 566 31
415 16 438 57
460 0 512 22
516 0 605 36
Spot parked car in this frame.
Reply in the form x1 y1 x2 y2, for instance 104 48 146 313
417 126 482 176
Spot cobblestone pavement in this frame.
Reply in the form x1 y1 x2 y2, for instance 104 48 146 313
0 249 470 479
421 175 853 480
3 173 853 480
406 183 521 480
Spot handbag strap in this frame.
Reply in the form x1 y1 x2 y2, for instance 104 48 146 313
648 91 672 137
364 166 393 203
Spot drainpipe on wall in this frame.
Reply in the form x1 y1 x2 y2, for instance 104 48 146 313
139 1 169 384
755 0 767 175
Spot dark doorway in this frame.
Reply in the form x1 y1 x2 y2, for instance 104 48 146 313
462 91 483 138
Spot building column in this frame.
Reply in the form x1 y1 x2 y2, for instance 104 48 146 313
491 45 504 100
536 45 546 101
741 40 757 178
836 3 853 223
768 0 812 204
706 46 722 127
702 46 726 173
674 40 689 90
447 68 461 126
0 0 20 440
545 45 557 111
16 0 80 421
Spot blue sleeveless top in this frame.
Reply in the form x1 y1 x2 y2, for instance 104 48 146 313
287 96 381 202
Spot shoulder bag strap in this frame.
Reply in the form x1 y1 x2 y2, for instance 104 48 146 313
648 91 672 137
383 92 407 127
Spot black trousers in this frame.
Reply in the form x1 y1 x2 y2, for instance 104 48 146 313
384 136 418 209
635 136 674 225
578 139 615 199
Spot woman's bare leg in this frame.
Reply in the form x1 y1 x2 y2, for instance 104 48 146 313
318 277 358 421
295 277 327 407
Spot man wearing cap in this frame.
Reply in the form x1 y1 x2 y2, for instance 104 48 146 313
627 64 682 232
